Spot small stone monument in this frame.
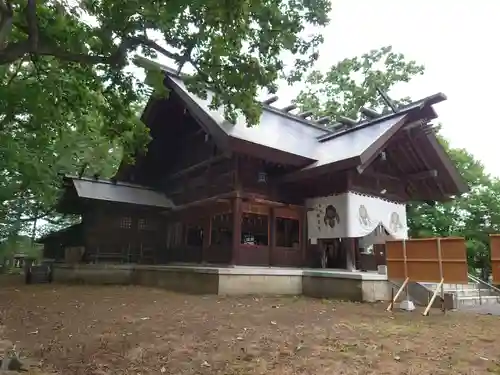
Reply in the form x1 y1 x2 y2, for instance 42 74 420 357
0 339 27 372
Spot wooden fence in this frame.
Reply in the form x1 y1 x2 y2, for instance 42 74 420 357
386 237 468 283
489 235 500 283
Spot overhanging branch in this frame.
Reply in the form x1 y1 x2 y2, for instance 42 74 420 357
25 0 38 52
0 1 199 81
1 1 192 69
0 39 28 64
2 209 53 224
0 25 186 67
0 0 13 48
6 56 23 84
19 209 53 222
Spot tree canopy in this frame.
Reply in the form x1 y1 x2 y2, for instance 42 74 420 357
294 46 425 120
0 0 331 246
407 145 500 274
1 0 331 127
294 45 499 276
0 57 127 243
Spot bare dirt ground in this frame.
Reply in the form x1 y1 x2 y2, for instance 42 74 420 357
1 277 500 375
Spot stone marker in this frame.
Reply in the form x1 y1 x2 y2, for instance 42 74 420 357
0 356 26 372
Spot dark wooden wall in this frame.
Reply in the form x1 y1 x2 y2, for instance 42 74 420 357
82 202 166 264
165 155 235 205
164 203 233 265
235 155 309 203
109 90 410 268
157 152 307 267
237 156 277 198
348 170 408 203
42 240 66 261
104 85 455 269
42 226 84 262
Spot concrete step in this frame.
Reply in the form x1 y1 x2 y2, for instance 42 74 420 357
421 285 498 298
456 295 500 307
420 282 478 291
418 279 500 308
453 289 496 298
445 290 477 295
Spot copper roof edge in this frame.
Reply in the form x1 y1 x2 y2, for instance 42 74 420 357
134 56 334 133
317 93 447 143
63 175 160 192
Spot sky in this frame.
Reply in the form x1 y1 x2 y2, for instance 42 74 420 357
147 0 499 175
306 0 499 176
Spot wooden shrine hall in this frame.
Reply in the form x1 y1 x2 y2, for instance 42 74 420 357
40 58 468 273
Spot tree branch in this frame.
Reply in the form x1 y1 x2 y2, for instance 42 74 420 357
0 31 185 68
0 113 13 132
2 209 53 224
19 209 53 222
0 0 13 48
0 0 10 15
1 1 190 70
0 39 29 64
5 56 23 85
133 35 183 62
25 0 38 52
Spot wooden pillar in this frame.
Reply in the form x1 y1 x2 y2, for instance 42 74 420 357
231 197 242 265
353 238 361 270
374 243 386 266
202 216 212 264
269 208 275 266
301 207 307 267
345 238 357 271
82 213 90 263
346 238 361 270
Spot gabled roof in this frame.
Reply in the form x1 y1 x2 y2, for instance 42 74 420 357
167 74 329 160
36 223 83 244
308 114 407 170
60 176 174 210
135 57 468 196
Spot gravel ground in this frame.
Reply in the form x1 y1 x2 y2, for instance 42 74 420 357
1 279 500 374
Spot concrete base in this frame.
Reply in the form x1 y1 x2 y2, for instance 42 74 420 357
399 299 416 311
302 269 390 302
52 264 392 302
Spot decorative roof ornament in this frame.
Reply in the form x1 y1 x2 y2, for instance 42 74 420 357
337 116 358 127
135 56 425 137
298 111 314 118
281 104 297 112
376 87 398 113
361 107 381 119
315 116 330 125
260 86 399 133
261 96 279 105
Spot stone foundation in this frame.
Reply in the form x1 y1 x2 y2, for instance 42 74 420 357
132 267 219 294
218 268 303 295
302 269 390 302
52 264 392 302
54 263 133 285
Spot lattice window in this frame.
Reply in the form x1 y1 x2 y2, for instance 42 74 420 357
138 218 147 230
275 217 300 248
119 217 132 229
166 222 184 247
138 218 158 231
241 213 269 246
